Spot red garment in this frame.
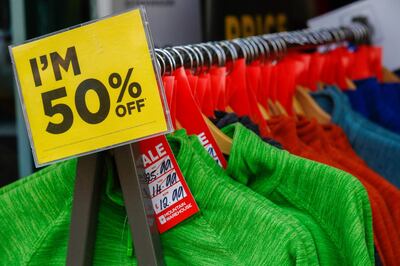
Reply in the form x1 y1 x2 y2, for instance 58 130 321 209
268 116 400 266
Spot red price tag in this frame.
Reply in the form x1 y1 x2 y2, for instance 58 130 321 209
139 135 199 233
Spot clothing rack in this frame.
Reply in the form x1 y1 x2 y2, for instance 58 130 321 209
67 21 371 266
155 22 371 75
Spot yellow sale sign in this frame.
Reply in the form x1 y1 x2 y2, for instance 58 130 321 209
10 9 171 166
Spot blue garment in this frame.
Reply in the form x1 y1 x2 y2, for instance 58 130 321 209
345 78 400 134
312 87 400 188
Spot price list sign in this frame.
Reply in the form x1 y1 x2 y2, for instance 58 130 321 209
10 8 172 166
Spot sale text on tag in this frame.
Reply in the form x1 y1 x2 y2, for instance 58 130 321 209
139 135 199 233
10 8 172 166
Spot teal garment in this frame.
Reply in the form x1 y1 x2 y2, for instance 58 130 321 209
0 131 320 265
221 123 374 266
312 87 400 188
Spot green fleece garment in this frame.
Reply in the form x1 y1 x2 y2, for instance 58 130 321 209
0 131 320 265
221 123 374 266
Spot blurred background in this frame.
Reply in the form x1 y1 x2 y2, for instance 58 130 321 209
0 0 357 187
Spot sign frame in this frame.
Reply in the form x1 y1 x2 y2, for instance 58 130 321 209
9 7 173 167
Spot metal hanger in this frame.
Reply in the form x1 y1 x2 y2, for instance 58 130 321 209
155 48 174 75
203 42 224 67
167 47 184 69
231 38 248 61
195 44 213 74
182 45 201 74
155 51 166 76
174 46 194 71
219 41 238 74
188 45 205 75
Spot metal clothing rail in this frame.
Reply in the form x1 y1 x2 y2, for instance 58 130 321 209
154 22 371 75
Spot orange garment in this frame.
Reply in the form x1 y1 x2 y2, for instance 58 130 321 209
295 117 400 266
320 122 400 228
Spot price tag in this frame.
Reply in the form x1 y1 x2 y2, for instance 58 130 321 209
9 8 172 166
139 135 199 233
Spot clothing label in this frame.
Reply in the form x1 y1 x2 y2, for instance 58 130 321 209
9 8 172 166
197 132 223 166
139 135 199 233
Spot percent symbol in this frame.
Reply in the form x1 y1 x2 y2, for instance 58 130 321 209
108 67 142 102
108 67 146 118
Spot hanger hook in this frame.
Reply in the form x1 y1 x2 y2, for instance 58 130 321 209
246 37 261 62
174 46 193 71
249 36 265 61
194 44 212 73
262 35 279 62
219 40 237 74
155 48 175 75
277 36 287 59
231 38 248 61
155 51 166 76
212 42 227 67
167 47 184 67
269 35 285 61
162 49 177 72
183 45 201 74
304 29 319 45
244 38 257 62
191 44 208 74
204 42 224 67
254 36 270 60
219 41 238 63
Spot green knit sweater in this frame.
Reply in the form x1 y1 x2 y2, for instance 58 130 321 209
0 131 321 265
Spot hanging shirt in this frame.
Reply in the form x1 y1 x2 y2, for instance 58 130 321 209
0 131 322 266
266 116 397 266
312 87 400 188
345 78 400 134
221 123 374 266
295 116 400 266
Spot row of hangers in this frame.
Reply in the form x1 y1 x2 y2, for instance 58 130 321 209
155 23 370 74
151 22 393 157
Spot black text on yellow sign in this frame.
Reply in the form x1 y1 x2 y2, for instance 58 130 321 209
10 9 171 166
31 48 145 134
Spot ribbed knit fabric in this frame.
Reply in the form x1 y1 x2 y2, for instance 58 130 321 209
267 116 394 265
312 87 400 187
345 78 400 134
298 118 400 226
0 131 322 265
221 123 374 266
296 116 400 266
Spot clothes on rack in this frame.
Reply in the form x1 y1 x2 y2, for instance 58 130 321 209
2 27 400 266
0 133 324 265
312 87 400 187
